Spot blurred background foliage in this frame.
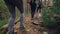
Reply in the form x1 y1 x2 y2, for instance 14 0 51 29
41 0 60 29
0 0 9 27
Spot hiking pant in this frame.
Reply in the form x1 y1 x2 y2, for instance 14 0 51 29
4 0 24 32
30 1 36 19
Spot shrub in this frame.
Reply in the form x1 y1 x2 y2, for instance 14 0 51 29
41 0 60 29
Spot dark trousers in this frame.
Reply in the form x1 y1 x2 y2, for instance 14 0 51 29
4 0 24 32
30 2 36 19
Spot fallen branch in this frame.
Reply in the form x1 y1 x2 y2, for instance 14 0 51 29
0 19 20 32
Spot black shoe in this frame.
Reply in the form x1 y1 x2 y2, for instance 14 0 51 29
20 25 25 30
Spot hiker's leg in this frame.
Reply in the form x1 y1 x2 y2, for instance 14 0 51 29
38 6 42 17
30 2 36 19
30 4 36 20
37 5 42 18
16 0 24 30
37 7 39 12
7 5 16 33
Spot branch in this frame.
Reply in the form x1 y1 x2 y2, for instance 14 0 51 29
0 19 20 32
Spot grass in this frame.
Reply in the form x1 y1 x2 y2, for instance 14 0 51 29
0 18 9 34
0 18 9 27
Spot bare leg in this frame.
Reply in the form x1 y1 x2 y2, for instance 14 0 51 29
7 5 16 34
16 0 24 30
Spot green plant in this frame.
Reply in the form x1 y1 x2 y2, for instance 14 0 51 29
41 0 60 29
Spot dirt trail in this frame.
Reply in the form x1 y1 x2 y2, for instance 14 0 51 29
14 14 42 34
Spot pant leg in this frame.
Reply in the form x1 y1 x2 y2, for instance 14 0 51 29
37 4 41 12
30 3 36 19
16 0 24 30
16 0 24 13
7 5 16 32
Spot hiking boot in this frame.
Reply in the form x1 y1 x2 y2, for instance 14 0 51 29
20 25 25 30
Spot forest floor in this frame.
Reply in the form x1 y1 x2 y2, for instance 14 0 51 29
14 13 43 34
